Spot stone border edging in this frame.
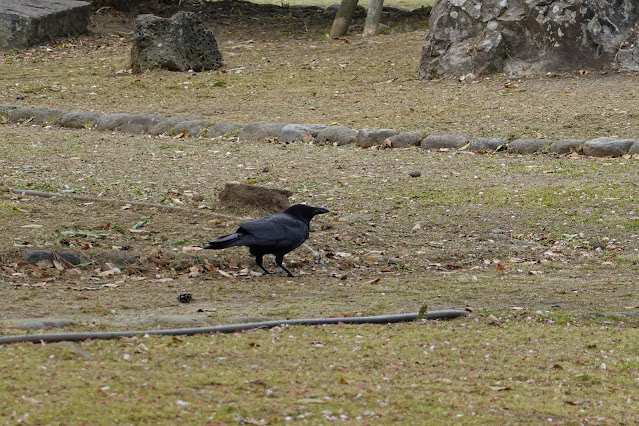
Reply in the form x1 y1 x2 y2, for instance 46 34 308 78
2 104 639 157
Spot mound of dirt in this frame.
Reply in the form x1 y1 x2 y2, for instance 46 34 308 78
218 183 292 213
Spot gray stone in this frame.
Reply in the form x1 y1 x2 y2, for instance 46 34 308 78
0 0 91 50
583 137 636 157
0 104 18 118
208 122 244 138
131 12 224 73
238 122 287 141
9 107 67 125
420 133 471 150
120 114 163 134
316 126 358 146
508 138 551 154
147 116 191 136
23 250 89 265
617 42 639 72
628 141 639 156
420 0 639 78
280 124 328 143
174 119 213 137
422 26 504 78
550 139 585 154
140 315 214 328
388 131 423 148
355 128 399 148
4 317 75 330
470 137 507 152
59 110 100 129
95 113 131 131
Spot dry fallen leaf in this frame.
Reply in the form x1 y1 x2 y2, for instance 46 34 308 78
21 395 42 404
487 385 512 391
129 228 150 233
181 246 203 253
368 277 381 285
564 400 589 406
52 259 67 271
173 130 189 139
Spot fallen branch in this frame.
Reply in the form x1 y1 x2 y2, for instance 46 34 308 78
0 309 470 344
8 188 238 219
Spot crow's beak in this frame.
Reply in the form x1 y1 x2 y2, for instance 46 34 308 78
314 207 330 216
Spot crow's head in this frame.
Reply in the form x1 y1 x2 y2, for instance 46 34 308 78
285 204 329 223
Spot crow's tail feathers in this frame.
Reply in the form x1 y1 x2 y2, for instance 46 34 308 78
203 233 242 250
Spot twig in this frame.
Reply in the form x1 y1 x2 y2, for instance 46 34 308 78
8 188 239 220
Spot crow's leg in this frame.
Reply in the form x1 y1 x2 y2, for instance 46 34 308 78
275 254 296 277
255 255 274 275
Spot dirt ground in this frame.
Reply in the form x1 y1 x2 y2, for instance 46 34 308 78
1 2 639 332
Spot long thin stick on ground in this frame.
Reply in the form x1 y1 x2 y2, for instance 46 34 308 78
8 188 239 219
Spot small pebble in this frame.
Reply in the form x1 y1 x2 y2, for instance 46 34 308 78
409 171 421 178
177 293 192 303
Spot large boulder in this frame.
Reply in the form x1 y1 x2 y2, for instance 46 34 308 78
420 0 639 78
131 11 224 73
0 0 91 50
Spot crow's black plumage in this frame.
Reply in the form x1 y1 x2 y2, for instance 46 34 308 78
203 204 329 276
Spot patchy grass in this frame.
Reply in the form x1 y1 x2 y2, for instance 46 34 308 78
1 2 639 423
2 320 639 424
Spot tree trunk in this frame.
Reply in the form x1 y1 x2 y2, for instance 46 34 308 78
329 0 359 38
363 0 384 37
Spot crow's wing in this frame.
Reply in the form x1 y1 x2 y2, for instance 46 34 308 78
238 213 308 252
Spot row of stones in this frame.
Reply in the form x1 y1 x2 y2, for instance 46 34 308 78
2 104 639 157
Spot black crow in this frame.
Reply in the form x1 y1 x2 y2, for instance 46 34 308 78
203 204 329 276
